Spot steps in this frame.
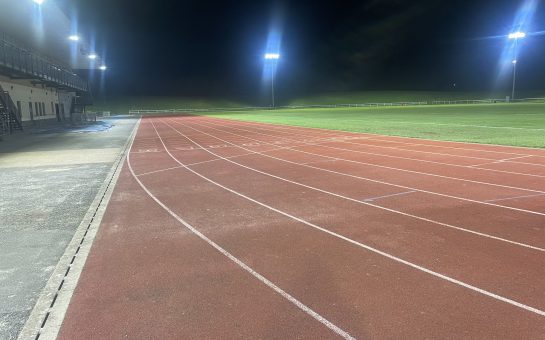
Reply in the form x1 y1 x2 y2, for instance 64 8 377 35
0 84 23 138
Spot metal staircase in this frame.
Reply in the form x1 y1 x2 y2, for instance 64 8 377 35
0 84 23 138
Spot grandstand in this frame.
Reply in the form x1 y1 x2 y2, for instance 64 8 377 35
0 1 101 138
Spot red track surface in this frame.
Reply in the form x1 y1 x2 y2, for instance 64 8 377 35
58 115 545 339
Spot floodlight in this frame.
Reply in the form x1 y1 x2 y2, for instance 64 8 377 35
508 31 526 39
88 54 98 60
512 59 517 64
68 35 80 42
99 65 107 71
264 53 280 60
32 0 45 4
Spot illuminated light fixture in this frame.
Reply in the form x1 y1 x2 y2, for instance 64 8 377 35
512 59 518 64
99 65 107 71
32 0 45 4
68 35 80 42
508 31 526 39
264 53 280 60
88 54 98 60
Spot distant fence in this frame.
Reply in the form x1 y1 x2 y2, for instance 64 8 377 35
124 97 544 115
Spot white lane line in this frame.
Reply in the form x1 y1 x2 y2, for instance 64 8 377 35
209 118 545 164
363 191 416 202
329 140 545 168
166 119 545 252
206 118 545 169
188 119 545 219
485 193 545 203
198 119 545 195
210 116 545 155
155 118 545 318
500 155 535 161
137 165 187 177
203 119 545 179
301 159 338 166
130 120 354 339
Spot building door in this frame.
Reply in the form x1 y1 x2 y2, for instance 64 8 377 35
55 103 60 122
16 101 22 119
29 102 34 121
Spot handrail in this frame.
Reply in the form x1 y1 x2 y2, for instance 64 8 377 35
0 37 89 92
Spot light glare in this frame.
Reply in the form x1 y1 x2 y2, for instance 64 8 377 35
99 65 107 71
88 54 98 60
508 31 526 39
264 53 280 60
68 35 80 42
32 0 44 4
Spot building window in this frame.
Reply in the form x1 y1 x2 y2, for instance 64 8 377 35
35 102 40 117
29 102 34 120
51 102 54 114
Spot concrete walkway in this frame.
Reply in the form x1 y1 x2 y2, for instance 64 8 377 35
0 118 136 340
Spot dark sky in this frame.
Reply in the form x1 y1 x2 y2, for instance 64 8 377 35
67 0 545 99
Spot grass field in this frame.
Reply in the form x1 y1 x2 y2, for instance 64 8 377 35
201 103 545 148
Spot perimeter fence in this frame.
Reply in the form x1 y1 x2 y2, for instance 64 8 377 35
125 97 544 115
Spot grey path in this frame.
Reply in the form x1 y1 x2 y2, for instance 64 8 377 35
0 118 136 340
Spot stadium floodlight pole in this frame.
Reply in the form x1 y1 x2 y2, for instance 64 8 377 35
265 53 280 107
508 31 526 101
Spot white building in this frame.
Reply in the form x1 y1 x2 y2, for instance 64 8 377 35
0 0 104 134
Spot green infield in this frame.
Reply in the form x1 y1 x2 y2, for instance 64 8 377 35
201 103 545 148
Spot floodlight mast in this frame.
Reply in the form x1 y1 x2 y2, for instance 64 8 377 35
264 53 280 107
508 32 525 101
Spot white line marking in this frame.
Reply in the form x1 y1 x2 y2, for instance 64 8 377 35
208 119 545 178
164 119 545 252
187 119 545 219
131 120 354 339
152 118 545 318
213 116 545 154
137 165 187 177
207 118 545 170
499 155 535 161
363 191 416 202
198 119 545 195
485 193 545 203
301 159 338 166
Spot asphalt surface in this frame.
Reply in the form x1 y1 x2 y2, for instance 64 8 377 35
0 118 136 340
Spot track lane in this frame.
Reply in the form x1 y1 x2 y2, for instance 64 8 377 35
194 117 545 209
207 117 545 175
173 118 545 250
208 115 545 157
157 118 545 314
58 120 349 339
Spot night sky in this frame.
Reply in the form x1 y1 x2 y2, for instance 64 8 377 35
66 0 545 99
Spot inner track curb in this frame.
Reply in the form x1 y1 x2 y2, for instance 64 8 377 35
17 118 141 340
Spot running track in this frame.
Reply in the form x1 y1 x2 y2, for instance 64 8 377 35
58 115 545 339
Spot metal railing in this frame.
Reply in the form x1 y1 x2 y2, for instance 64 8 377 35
430 99 508 105
126 97 544 115
0 37 88 92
